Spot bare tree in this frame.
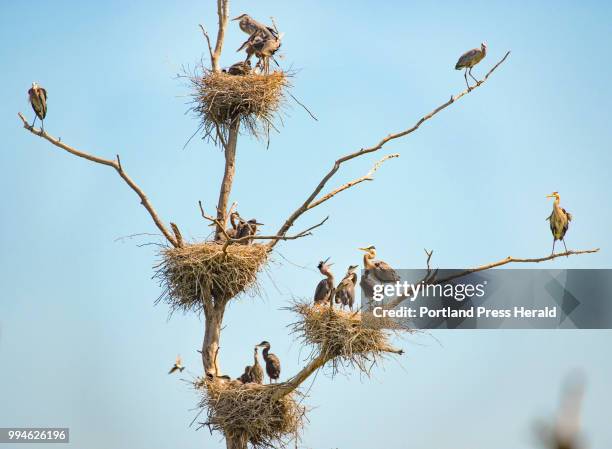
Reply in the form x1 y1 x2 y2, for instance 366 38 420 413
17 2 599 449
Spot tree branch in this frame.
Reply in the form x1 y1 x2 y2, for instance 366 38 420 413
18 113 179 248
211 0 229 72
271 51 511 248
198 24 215 63
386 248 600 309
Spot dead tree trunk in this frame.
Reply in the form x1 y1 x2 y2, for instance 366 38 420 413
215 120 239 240
225 433 248 449
202 301 226 375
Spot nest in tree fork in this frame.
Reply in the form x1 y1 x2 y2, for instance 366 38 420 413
196 378 305 449
189 69 289 142
289 302 404 375
155 242 269 313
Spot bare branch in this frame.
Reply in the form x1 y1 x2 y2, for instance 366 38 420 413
18 113 179 248
271 52 511 247
307 153 399 211
198 24 215 63
199 201 232 241
386 247 600 309
211 0 229 72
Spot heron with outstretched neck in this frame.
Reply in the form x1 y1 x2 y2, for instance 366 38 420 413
334 265 358 310
546 192 572 256
314 257 335 306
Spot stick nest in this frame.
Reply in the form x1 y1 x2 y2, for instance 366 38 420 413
196 378 305 449
155 242 269 313
289 302 403 375
189 68 289 143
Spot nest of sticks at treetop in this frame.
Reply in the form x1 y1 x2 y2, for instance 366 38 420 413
155 242 269 313
188 67 289 143
289 301 405 375
195 377 306 449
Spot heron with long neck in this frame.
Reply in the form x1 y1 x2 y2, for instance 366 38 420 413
455 42 487 89
238 346 264 384
28 82 47 130
236 218 264 244
231 14 275 38
546 192 572 255
313 257 334 305
334 265 359 310
256 341 281 383
358 246 400 282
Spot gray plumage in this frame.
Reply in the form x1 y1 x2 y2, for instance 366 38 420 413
238 346 264 384
359 246 400 283
232 14 275 38
455 42 487 89
314 258 334 305
334 265 358 310
235 218 263 244
226 60 252 76
28 82 47 130
257 341 281 383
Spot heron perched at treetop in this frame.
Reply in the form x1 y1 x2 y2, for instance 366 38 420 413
256 341 281 383
546 192 572 255
168 355 185 374
358 246 400 283
238 346 264 384
455 42 487 90
334 265 358 311
28 82 47 130
314 257 335 306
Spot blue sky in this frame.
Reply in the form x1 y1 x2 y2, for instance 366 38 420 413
1 1 611 448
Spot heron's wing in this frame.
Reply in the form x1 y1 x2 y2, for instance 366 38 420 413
455 48 479 68
562 208 572 222
168 366 178 374
314 279 329 301
373 260 400 282
40 87 47 101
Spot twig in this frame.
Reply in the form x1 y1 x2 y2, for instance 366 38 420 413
307 153 399 210
198 24 215 63
199 201 232 241
288 92 318 122
271 52 511 247
17 112 179 248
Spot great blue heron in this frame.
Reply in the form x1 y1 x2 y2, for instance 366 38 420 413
237 32 282 74
334 265 358 310
168 355 185 374
28 82 47 130
232 14 276 38
226 60 252 76
358 246 400 283
546 192 572 255
256 341 281 383
455 42 487 89
313 258 334 305
235 218 264 244
238 346 264 384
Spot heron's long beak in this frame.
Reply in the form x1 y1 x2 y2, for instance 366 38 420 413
546 194 554 198
358 247 368 251
323 256 331 264
231 16 241 21
253 222 264 226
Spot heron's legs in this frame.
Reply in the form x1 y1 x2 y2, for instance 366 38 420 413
31 116 37 128
551 239 556 256
41 119 44 132
464 69 470 89
468 68 479 84
562 239 569 256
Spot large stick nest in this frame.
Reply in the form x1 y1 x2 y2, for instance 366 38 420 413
289 302 404 375
188 68 289 143
196 378 306 449
155 242 269 313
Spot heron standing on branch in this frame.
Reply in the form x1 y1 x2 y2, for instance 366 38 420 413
256 341 281 383
314 258 335 306
334 265 358 310
455 43 487 89
28 82 47 130
546 192 572 255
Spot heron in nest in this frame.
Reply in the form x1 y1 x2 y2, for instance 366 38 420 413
256 341 281 383
313 257 335 306
168 355 185 374
28 82 48 130
546 192 572 255
455 42 487 89
238 346 264 384
235 218 264 244
232 14 277 39
237 32 282 74
224 60 252 76
334 265 359 311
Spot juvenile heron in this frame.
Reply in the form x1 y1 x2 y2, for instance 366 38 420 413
358 246 400 283
334 265 358 310
256 341 281 383
235 218 264 244
28 82 47 130
238 32 282 74
314 258 335 305
168 355 185 374
238 346 264 384
455 42 487 89
226 60 252 76
546 192 572 255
